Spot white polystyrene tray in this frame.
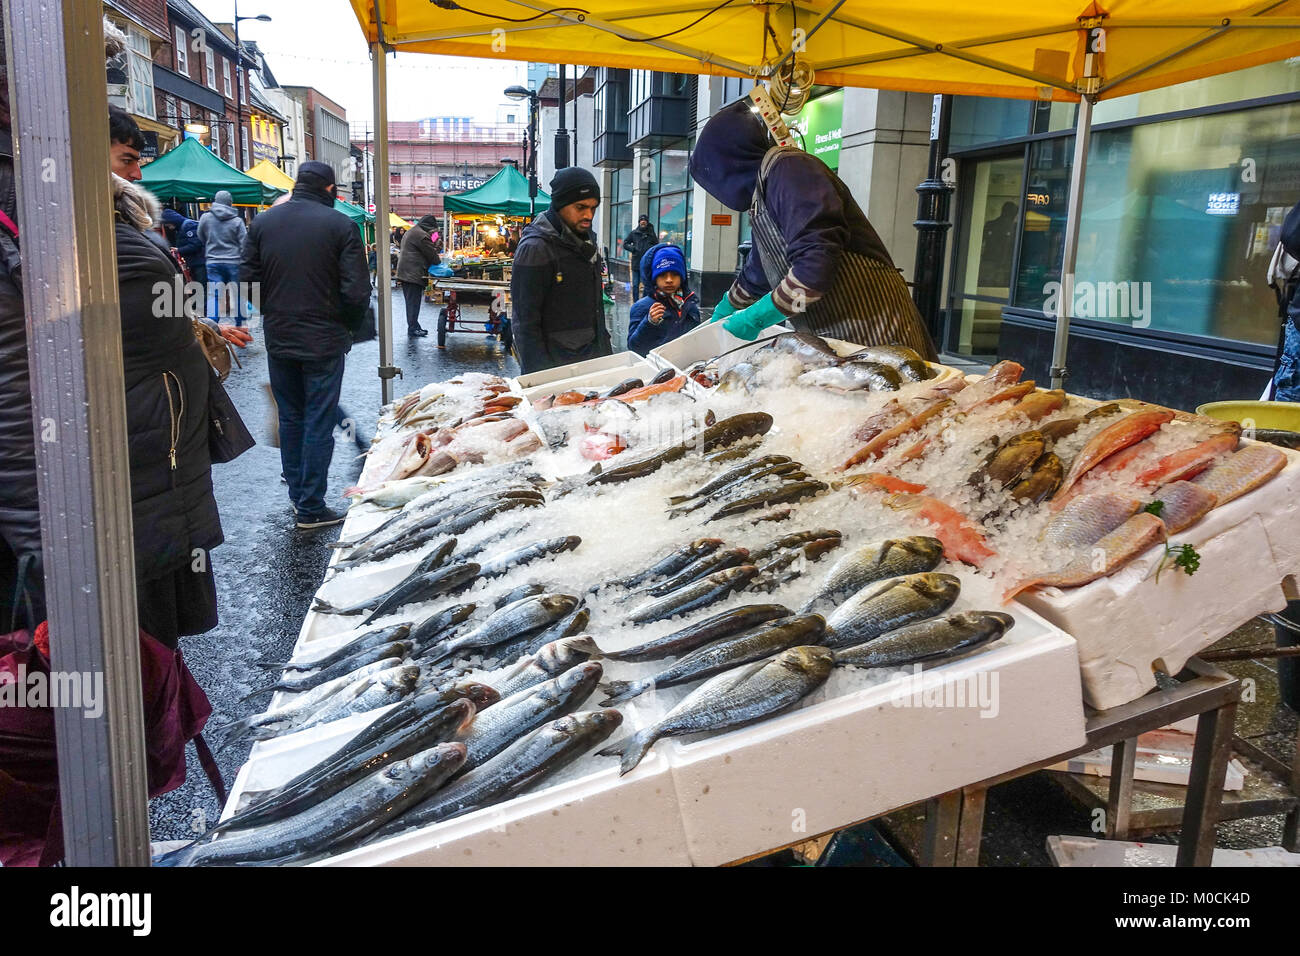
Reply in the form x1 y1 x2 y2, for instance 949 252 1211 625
647 321 795 372
1047 835 1300 867
519 360 661 403
514 351 648 389
1016 439 1300 711
223 570 1085 866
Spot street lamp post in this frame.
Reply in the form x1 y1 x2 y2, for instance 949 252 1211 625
232 3 271 170
504 85 540 218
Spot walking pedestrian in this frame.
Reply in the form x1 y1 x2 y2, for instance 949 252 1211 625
623 214 657 299
198 189 248 325
511 167 612 374
242 161 369 529
161 206 206 287
396 214 442 337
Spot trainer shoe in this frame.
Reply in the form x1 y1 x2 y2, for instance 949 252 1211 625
295 507 346 530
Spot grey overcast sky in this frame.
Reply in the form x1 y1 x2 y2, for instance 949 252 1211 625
189 0 527 126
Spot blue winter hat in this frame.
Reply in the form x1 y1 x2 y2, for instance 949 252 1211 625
649 245 685 283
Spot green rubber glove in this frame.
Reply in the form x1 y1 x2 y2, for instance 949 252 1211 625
709 296 738 324
722 293 786 341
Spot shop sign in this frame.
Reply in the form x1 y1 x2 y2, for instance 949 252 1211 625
711 213 732 226
788 90 843 170
252 141 280 162
1206 192 1240 216
139 131 159 162
441 177 487 192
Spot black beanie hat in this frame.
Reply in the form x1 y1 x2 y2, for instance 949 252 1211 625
549 166 600 210
297 160 336 190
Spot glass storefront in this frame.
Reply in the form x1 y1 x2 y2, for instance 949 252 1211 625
609 166 634 259
648 142 693 259
948 68 1300 359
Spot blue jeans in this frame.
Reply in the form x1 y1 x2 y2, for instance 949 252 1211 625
268 354 346 516
206 261 241 323
1274 320 1300 402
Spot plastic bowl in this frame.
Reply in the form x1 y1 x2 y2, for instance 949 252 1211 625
1195 400 1300 431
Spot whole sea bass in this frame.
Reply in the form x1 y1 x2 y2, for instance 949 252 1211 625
154 744 467 866
833 611 1013 668
367 710 623 842
823 572 961 649
800 536 944 611
600 646 834 775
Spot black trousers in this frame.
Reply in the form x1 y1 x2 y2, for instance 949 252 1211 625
401 281 425 332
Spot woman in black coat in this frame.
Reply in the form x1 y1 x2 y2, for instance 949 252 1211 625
113 174 224 647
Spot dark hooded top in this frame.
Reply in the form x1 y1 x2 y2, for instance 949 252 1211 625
689 99 894 312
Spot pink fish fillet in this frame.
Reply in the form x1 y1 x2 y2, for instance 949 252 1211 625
1191 444 1287 506
1004 512 1166 601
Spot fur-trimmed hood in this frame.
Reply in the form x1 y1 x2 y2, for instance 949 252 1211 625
112 173 160 231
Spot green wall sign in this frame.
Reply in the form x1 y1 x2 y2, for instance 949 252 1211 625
790 90 844 170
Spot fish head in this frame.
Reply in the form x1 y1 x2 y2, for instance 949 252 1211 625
893 536 945 564
717 564 759 585
536 595 580 619
977 611 1016 635
544 637 593 668
779 645 835 678
572 708 625 742
560 535 583 552
554 661 605 698
691 537 726 554
381 665 422 691
453 681 501 709
910 573 962 605
402 742 468 779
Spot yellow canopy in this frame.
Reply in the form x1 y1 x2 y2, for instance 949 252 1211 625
245 158 296 191
349 0 1300 101
390 212 411 228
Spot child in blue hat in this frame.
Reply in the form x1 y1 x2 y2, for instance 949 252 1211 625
628 242 700 355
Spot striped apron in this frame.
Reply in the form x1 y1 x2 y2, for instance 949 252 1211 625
748 147 938 360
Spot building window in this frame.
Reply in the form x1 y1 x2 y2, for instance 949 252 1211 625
647 144 692 260
126 27 155 120
610 167 633 259
163 94 177 127
175 25 189 75
179 100 190 127
211 119 220 157
223 58 232 97
204 48 216 90
242 140 249 171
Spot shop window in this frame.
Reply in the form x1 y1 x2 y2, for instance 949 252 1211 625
127 27 155 120
950 154 1025 355
1013 99 1300 346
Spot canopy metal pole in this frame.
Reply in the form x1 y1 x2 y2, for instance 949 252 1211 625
1050 93 1094 391
6 0 150 864
372 34 398 404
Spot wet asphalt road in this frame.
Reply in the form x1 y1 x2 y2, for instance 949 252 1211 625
148 290 516 841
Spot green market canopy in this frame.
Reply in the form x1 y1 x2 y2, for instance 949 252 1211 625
443 164 549 219
140 137 283 205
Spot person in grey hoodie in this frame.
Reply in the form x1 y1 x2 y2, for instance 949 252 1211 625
198 189 248 325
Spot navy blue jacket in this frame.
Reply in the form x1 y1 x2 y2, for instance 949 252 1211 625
627 241 699 353
161 208 204 267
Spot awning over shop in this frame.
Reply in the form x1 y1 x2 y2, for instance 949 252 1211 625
443 164 549 218
348 0 1300 102
390 212 411 228
245 157 295 192
140 136 282 204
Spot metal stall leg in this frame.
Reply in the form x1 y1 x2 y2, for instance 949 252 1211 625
1284 727 1300 852
1177 701 1238 867
1105 736 1138 840
955 787 987 867
921 791 962 866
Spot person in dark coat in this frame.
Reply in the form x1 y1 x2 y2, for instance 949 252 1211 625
396 214 441 337
161 206 206 286
242 161 369 528
113 173 225 647
1270 200 1300 401
628 242 699 355
623 214 657 299
510 167 612 375
689 99 936 359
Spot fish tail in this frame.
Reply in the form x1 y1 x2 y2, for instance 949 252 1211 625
599 679 646 705
310 598 342 612
253 659 288 671
210 717 255 751
565 636 604 659
1001 578 1041 603
666 493 693 505
237 684 279 704
618 730 656 775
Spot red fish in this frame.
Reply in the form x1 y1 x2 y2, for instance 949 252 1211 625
883 493 996 567
1052 410 1175 505
1136 432 1238 487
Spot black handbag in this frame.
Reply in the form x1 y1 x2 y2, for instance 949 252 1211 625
206 370 256 464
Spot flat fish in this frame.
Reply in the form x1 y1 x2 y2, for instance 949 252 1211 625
833 611 1014 668
1191 444 1287 506
1004 512 1166 601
